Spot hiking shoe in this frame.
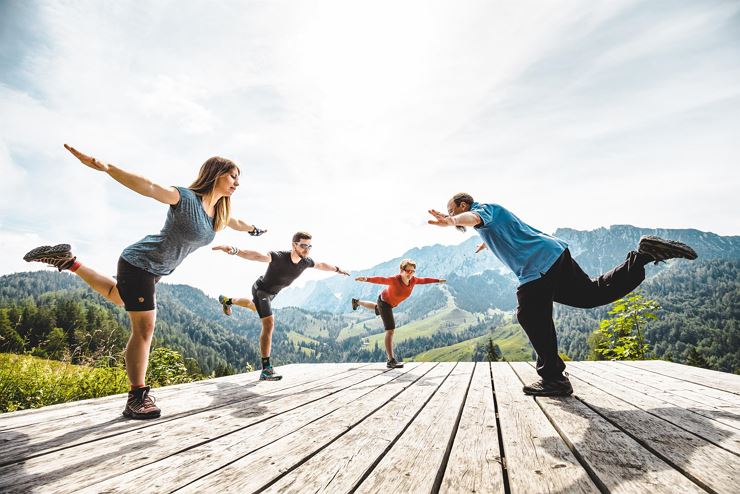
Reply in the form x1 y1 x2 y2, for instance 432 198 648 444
386 358 404 369
23 244 76 271
260 366 283 381
638 235 698 263
522 376 573 396
351 298 359 311
218 295 233 316
122 386 161 419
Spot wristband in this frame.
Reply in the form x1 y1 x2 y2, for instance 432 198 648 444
229 246 239 255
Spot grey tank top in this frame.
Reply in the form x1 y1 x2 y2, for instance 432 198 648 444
121 187 216 276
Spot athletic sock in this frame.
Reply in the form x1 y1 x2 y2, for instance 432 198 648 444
70 261 81 272
261 357 271 369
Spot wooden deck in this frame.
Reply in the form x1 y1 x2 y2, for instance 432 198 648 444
0 361 738 493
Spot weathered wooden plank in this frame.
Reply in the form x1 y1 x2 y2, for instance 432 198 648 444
610 361 740 407
77 364 424 493
575 361 740 433
440 362 505 494
491 362 598 494
511 362 706 494
0 363 368 466
182 363 454 493
260 363 451 494
620 360 740 395
0 363 356 431
355 362 474 493
0 364 391 493
566 364 740 494
580 361 740 412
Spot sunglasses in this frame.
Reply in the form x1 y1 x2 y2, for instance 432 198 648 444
294 242 312 249
404 268 416 274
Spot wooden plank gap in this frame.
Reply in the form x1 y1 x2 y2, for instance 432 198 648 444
565 370 721 494
568 363 740 456
518 363 611 494
176 363 442 494
162 364 434 494
430 361 477 493
492 363 512 494
346 363 461 494
616 361 740 397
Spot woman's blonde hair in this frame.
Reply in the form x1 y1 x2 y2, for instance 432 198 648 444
189 156 240 231
399 259 417 271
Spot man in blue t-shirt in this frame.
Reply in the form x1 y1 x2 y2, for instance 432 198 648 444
429 192 698 396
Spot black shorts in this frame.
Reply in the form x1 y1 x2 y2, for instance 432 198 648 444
252 282 276 319
376 295 396 331
117 257 161 312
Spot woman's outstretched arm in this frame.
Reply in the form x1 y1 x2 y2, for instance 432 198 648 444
64 144 180 205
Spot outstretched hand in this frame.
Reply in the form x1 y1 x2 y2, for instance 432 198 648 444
355 276 367 282
249 227 267 237
212 245 233 254
64 144 108 172
475 242 488 254
427 209 453 227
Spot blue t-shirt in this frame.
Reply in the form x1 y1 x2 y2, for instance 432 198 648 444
121 187 216 276
470 202 567 285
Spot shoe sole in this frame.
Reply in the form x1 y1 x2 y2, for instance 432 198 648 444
522 389 573 397
23 243 71 262
259 376 283 381
638 236 697 260
122 409 161 419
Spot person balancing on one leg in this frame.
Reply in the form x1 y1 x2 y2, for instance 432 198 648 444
352 259 445 368
23 144 266 419
428 192 697 397
214 232 349 381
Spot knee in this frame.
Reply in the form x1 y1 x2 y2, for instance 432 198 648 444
131 322 156 340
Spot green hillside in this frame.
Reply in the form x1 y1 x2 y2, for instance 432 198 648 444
364 305 480 347
412 323 533 362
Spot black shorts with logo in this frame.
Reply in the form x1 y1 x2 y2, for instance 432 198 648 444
117 257 161 312
252 282 277 318
376 295 396 331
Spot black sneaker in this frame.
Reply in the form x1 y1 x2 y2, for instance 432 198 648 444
637 235 698 263
386 358 404 369
522 376 573 396
23 244 76 271
351 298 359 311
122 386 161 419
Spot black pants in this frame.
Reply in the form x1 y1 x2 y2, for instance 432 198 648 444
516 249 647 380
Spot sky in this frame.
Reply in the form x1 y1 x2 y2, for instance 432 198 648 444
1 0 739 298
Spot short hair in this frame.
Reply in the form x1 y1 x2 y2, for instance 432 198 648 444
292 231 312 243
452 192 474 206
400 259 416 271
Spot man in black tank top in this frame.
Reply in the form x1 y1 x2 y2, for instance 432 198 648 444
213 232 349 381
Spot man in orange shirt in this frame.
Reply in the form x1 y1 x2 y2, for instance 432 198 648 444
352 259 446 368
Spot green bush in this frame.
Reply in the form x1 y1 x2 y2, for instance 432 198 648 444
0 353 128 413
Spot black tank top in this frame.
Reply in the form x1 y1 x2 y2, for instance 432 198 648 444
255 250 315 294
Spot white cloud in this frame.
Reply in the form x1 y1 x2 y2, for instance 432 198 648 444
1 0 738 298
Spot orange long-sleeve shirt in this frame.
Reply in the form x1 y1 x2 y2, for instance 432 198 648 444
366 275 441 307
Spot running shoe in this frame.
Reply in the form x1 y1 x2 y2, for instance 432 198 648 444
637 236 698 263
260 366 283 381
122 386 161 419
218 295 233 316
23 244 76 271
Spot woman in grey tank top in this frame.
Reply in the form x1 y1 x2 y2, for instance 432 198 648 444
23 143 267 419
